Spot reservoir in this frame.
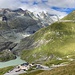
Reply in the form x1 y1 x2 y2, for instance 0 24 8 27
0 57 26 68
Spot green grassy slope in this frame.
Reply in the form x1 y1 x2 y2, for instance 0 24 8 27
37 62 75 75
0 66 14 75
21 22 75 65
63 10 75 20
20 70 44 75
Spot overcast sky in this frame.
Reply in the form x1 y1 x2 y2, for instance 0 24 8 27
0 0 75 18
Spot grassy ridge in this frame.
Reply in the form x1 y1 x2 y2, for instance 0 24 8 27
63 10 75 20
21 22 75 64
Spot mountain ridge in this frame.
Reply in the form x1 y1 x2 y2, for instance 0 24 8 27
19 11 75 65
0 8 58 62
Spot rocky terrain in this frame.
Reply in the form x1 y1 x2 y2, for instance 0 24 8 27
0 8 57 61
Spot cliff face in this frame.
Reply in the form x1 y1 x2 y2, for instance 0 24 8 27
0 8 57 45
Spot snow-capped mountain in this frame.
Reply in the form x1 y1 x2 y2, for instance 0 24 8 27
0 8 59 54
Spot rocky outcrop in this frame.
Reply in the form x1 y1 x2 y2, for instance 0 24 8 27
0 41 17 51
0 8 58 61
0 49 16 62
0 35 17 61
9 16 39 31
0 42 12 51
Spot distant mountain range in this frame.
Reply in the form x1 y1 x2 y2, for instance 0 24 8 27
0 8 59 45
0 8 58 32
0 8 58 61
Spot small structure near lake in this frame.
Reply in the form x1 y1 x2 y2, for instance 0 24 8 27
18 62 30 71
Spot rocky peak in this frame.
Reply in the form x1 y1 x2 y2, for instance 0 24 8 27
40 11 47 19
12 8 24 13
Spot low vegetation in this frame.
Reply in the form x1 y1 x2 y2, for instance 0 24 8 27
37 62 75 75
20 70 44 75
0 66 14 75
0 50 16 62
63 10 75 20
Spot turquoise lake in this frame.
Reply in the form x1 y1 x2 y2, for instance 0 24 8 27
0 57 26 68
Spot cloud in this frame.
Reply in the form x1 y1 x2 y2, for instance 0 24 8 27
46 0 75 8
0 0 75 18
20 1 67 18
0 0 21 9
